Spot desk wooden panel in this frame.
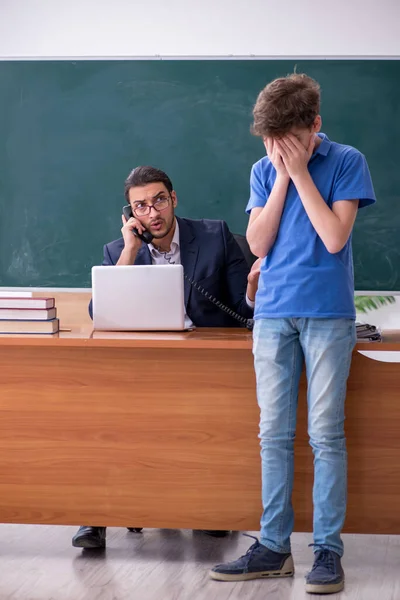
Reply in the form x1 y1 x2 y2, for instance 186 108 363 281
0 295 399 533
0 339 260 529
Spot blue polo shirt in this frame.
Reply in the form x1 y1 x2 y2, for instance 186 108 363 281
246 134 376 320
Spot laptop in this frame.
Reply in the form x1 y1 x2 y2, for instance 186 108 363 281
92 265 186 331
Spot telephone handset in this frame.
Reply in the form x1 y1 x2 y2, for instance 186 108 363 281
121 205 254 331
122 205 154 244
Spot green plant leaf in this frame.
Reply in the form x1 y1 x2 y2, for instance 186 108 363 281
354 295 396 314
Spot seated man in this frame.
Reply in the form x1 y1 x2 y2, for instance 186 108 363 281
72 165 260 549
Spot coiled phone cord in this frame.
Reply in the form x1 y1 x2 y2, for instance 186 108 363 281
154 247 254 331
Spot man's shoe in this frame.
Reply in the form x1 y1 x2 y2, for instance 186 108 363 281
210 536 294 581
305 549 344 594
72 526 106 549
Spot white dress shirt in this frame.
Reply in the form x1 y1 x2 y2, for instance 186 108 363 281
148 221 194 329
148 220 254 328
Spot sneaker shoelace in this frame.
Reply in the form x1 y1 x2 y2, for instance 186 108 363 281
310 549 336 574
236 534 268 565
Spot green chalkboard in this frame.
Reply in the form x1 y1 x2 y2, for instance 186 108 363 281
0 60 399 289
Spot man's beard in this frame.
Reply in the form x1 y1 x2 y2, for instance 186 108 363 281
149 216 174 239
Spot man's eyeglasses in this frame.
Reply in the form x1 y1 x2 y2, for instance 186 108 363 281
132 196 170 217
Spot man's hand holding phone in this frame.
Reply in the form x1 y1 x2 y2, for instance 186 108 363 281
117 211 146 265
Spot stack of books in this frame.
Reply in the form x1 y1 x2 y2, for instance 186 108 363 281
356 322 381 342
0 297 59 334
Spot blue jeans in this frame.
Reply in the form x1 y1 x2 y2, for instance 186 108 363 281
253 318 356 557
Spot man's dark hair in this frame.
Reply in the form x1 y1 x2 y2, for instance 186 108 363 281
124 166 173 201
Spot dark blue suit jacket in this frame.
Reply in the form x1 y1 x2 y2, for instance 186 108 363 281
91 216 253 328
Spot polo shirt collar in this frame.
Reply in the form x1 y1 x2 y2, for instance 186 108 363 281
314 132 331 157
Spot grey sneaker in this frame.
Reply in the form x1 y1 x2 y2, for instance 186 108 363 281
305 549 344 594
210 535 294 582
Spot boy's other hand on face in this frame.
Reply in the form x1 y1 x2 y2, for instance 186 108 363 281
263 137 290 180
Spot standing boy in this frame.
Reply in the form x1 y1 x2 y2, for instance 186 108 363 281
210 74 376 594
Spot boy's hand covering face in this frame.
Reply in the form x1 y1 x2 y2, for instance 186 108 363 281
275 133 315 179
263 137 289 178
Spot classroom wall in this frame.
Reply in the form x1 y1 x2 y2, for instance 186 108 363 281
0 0 399 58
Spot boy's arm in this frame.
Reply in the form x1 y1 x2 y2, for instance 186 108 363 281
246 139 290 258
276 134 360 254
292 177 358 254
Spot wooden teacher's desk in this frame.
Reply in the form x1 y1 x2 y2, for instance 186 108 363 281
0 292 399 534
